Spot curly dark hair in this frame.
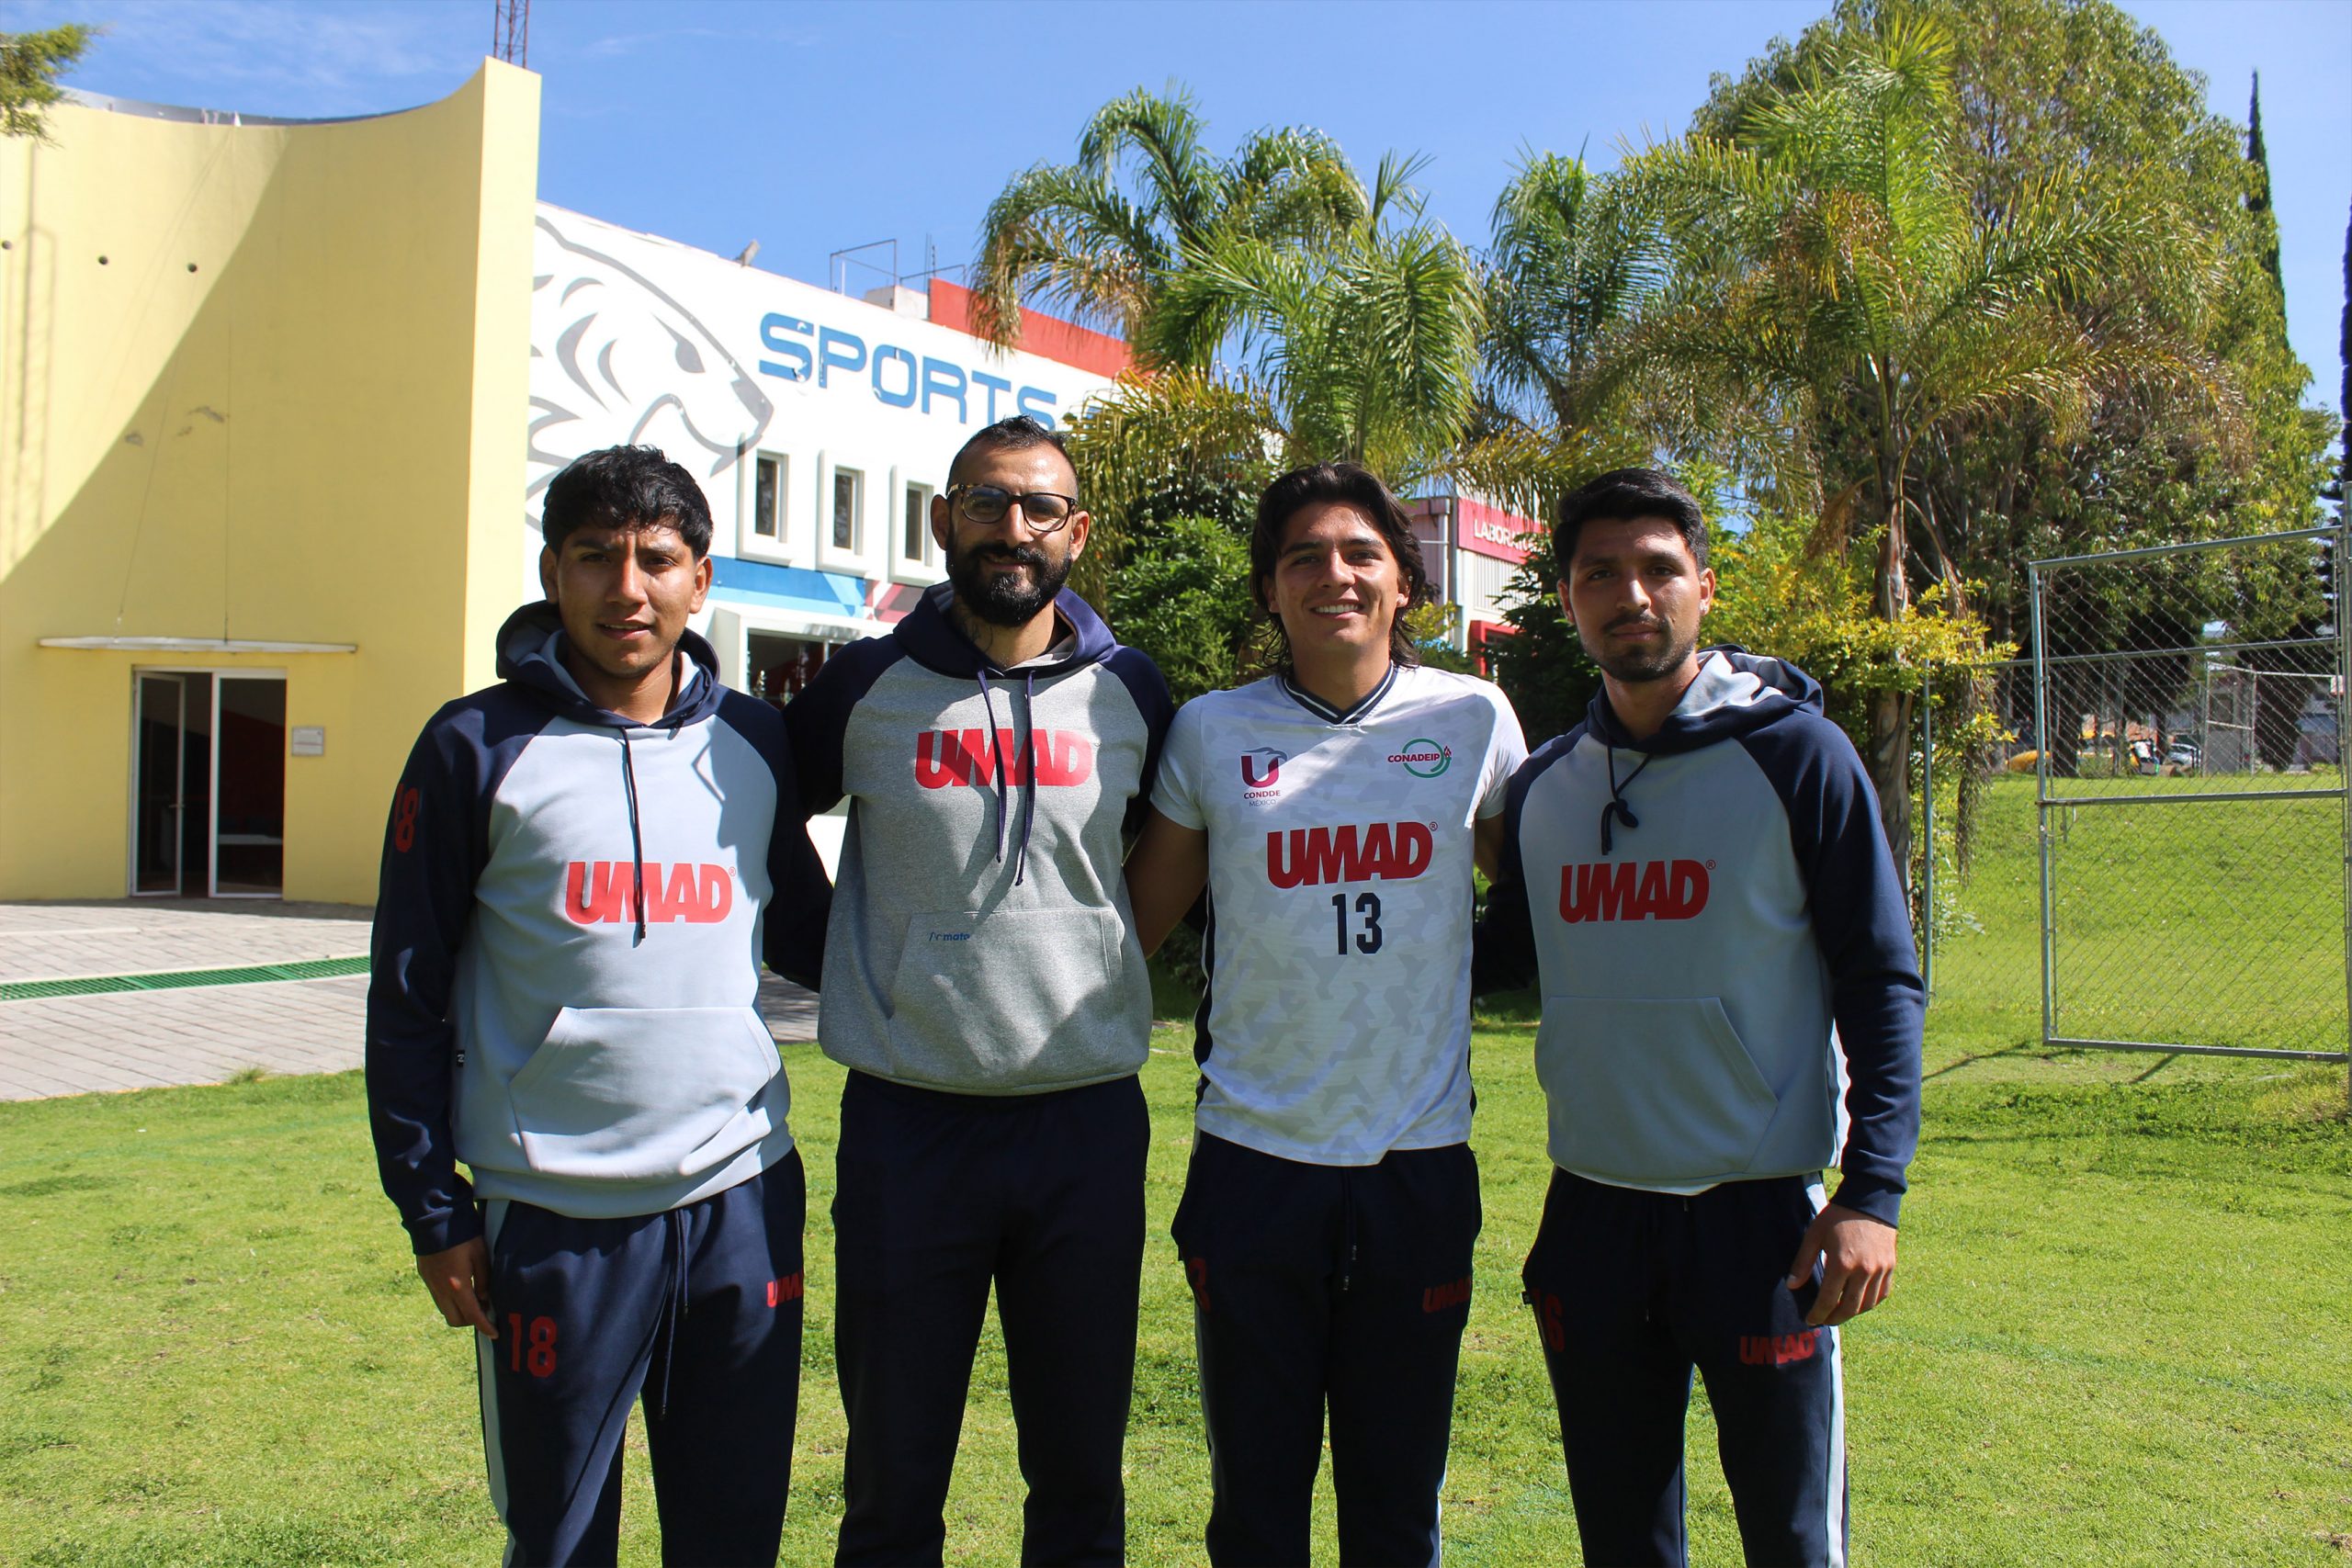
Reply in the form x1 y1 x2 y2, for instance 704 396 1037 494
541 445 714 558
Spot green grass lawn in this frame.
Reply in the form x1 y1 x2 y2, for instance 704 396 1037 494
2 1032 2346 1566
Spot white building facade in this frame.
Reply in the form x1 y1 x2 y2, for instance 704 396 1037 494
525 204 1124 705
1405 491 1544 674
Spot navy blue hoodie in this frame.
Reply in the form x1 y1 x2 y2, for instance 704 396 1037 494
366 603 829 1255
1476 649 1923 1224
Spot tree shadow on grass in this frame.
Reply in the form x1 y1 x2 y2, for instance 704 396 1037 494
1921 1042 2042 1080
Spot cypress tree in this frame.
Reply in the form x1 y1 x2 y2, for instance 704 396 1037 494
2246 73 2285 299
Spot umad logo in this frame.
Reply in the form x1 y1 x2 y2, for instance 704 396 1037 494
1388 739 1451 778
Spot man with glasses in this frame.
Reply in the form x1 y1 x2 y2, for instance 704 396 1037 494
785 415 1174 1566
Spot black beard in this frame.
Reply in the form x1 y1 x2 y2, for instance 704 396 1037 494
1579 620 1699 684
948 538 1071 627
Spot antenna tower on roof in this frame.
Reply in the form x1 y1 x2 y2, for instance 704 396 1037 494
493 0 529 67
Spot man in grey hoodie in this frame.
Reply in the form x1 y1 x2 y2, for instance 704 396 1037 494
785 415 1173 1566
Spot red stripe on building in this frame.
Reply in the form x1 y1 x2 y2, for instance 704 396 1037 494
928 279 1132 379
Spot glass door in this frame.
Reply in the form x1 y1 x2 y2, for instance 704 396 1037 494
214 677 286 896
132 671 285 897
133 674 187 894
133 673 213 895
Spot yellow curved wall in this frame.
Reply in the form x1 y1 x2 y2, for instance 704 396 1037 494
0 62 539 904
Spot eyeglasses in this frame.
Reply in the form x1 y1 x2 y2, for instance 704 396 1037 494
945 484 1080 533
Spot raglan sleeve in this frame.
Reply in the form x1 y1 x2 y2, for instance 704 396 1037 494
723 692 831 991
364 714 487 1258
782 654 856 818
1762 720 1926 1227
1107 649 1178 839
763 782 831 991
1149 700 1207 831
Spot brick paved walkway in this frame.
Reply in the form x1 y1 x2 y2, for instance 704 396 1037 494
0 900 820 1101
0 898 377 982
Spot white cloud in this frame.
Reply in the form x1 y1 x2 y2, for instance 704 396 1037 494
4 0 484 115
575 21 821 58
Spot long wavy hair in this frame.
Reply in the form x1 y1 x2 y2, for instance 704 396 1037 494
1249 461 1430 669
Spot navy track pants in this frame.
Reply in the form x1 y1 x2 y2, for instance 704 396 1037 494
831 1070 1148 1567
1172 1134 1481 1568
476 1152 806 1568
1521 1168 1847 1568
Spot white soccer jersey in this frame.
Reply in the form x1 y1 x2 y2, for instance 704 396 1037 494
1153 664 1528 1165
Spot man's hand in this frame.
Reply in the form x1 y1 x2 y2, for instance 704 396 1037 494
1784 1202 1896 1327
416 1236 497 1337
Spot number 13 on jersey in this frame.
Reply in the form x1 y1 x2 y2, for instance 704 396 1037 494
1331 891 1384 954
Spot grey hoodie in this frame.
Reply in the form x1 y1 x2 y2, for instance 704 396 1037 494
785 583 1174 1094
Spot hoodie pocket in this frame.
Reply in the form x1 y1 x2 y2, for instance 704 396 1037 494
886 908 1121 1077
507 1006 781 1181
1535 996 1779 1182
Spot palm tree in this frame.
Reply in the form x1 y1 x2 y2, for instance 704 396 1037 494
1439 150 1667 534
1479 150 1663 438
1136 153 1486 482
971 86 1367 352
1612 13 2206 870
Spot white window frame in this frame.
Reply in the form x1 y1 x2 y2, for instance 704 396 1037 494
739 450 791 564
820 460 866 572
892 472 940 582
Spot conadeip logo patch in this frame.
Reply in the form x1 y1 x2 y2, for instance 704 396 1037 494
1388 739 1451 778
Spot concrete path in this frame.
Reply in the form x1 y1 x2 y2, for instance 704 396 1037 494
0 899 820 1102
0 899 379 982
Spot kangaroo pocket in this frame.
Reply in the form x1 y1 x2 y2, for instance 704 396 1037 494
887 908 1122 1079
1536 996 1780 1182
507 1006 781 1181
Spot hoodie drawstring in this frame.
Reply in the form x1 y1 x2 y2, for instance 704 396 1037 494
1013 671 1037 887
977 670 1010 867
619 729 648 945
974 668 1042 887
1600 746 1653 856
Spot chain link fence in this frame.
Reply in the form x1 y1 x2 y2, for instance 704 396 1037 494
1914 527 2348 1071
1911 659 2038 1041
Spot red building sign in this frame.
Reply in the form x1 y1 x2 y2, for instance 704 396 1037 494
1456 497 1543 564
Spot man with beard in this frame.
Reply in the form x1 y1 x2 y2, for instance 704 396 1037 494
1476 468 1922 1568
783 416 1173 1566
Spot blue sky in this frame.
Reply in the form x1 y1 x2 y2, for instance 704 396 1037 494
7 0 2348 409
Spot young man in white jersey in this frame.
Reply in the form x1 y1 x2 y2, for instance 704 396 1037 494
1126 462 1527 1566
